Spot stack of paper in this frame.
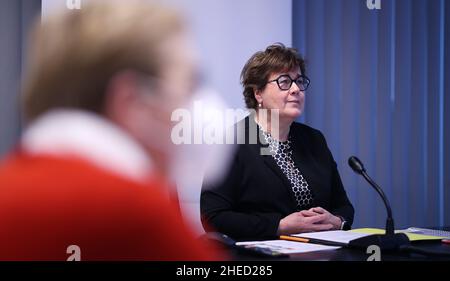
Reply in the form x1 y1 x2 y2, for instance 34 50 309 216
292 230 371 244
235 240 341 254
234 227 446 256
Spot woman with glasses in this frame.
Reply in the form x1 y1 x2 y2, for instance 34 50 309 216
200 43 354 240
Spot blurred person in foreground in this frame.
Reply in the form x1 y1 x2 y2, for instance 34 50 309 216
0 1 223 260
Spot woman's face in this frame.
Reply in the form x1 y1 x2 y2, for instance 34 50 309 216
255 67 305 122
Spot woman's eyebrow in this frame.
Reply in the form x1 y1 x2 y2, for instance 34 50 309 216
289 73 302 79
275 73 301 79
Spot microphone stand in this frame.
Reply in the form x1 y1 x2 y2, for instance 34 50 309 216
360 170 394 235
348 157 409 251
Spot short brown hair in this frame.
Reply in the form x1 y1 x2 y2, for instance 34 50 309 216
240 43 306 109
22 1 184 122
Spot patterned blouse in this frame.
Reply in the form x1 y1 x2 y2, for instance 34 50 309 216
260 126 314 210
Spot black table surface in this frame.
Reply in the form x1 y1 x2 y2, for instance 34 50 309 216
226 227 450 261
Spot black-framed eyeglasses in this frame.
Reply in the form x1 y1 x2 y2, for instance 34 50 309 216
266 74 310 91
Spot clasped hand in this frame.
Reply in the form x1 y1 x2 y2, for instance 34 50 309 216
277 207 342 235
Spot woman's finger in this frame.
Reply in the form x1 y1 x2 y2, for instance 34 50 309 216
311 223 334 231
312 207 327 214
305 213 327 224
299 210 318 217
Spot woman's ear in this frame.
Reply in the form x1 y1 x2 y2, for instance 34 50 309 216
254 88 263 105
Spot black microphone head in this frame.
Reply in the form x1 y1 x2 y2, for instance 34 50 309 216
348 156 365 174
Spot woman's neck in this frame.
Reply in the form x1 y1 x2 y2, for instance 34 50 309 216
255 111 292 142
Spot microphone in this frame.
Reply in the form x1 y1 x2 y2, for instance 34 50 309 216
348 156 394 235
347 156 409 251
348 156 365 174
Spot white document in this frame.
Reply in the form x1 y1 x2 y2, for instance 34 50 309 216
293 230 371 244
235 240 341 254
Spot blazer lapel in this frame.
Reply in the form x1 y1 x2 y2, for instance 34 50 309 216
246 115 302 209
260 153 298 209
289 130 325 206
253 123 298 209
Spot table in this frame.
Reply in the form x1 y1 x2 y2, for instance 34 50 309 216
229 227 450 261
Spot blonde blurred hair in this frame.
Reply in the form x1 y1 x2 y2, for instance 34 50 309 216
22 1 184 121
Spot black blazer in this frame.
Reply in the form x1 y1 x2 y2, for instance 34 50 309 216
200 116 354 240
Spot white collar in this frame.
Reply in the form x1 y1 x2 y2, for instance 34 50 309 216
21 109 153 183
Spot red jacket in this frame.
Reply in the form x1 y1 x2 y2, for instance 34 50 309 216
0 152 222 261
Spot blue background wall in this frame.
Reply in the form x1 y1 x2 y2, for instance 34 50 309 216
293 0 450 229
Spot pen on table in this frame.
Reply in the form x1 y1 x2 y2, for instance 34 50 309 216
279 235 309 243
279 235 346 247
